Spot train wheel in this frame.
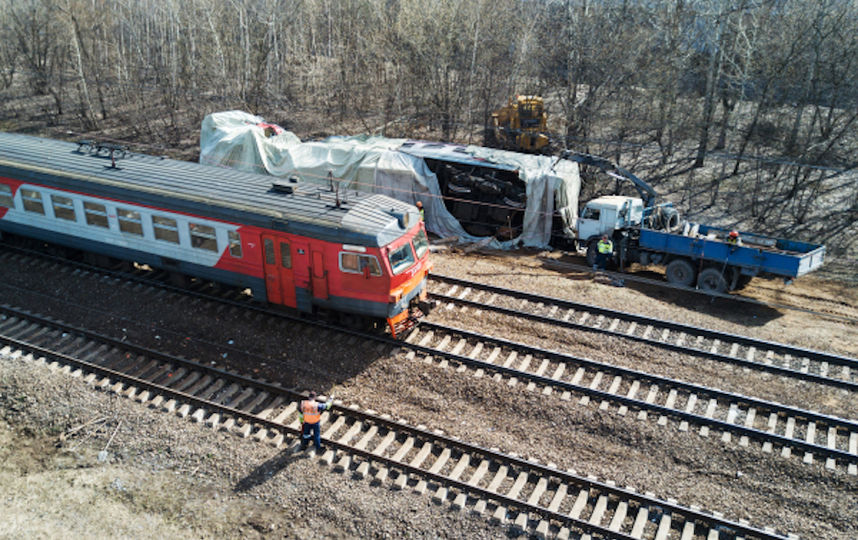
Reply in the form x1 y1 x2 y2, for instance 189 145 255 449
697 267 727 293
84 253 112 268
169 272 189 288
339 312 363 329
45 245 69 258
112 259 133 272
665 258 695 287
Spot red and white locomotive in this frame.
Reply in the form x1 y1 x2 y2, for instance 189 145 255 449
0 133 432 337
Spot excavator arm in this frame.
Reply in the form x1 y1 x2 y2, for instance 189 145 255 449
560 152 658 209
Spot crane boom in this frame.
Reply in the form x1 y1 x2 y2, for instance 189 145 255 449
561 152 658 209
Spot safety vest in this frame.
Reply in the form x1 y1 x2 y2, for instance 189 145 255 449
419 208 425 221
597 239 613 254
301 400 321 424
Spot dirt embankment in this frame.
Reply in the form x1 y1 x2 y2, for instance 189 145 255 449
0 356 497 539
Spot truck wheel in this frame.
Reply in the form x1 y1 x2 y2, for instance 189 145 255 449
733 274 753 290
665 259 695 287
697 267 727 293
657 206 680 231
585 239 598 267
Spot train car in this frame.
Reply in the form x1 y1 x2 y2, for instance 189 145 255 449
0 133 433 337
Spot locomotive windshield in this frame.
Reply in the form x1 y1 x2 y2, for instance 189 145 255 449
413 229 429 259
388 243 416 275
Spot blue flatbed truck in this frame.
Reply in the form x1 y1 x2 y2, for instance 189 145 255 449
565 152 826 292
577 195 826 292
636 224 826 291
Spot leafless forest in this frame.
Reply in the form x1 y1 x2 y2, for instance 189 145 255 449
0 0 856 257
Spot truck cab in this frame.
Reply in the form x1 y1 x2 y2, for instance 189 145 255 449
576 196 643 241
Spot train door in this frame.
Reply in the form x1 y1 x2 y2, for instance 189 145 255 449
292 240 311 292
311 249 328 299
262 235 297 308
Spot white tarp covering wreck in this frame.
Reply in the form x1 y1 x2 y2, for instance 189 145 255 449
199 110 580 249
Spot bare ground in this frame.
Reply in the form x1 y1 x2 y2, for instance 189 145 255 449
0 248 856 538
2 71 857 539
0 356 498 540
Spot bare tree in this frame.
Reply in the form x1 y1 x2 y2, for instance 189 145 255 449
0 0 856 252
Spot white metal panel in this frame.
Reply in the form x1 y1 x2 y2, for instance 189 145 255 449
1 183 240 268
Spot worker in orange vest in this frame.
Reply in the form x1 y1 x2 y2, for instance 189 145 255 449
299 391 333 452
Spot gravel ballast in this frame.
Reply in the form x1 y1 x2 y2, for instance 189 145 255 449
0 247 856 538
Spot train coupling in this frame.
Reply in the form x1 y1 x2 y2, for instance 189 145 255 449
388 292 434 339
417 289 437 316
417 299 435 316
414 285 438 318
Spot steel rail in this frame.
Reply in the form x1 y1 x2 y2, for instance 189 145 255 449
0 318 786 539
4 253 856 465
2 248 854 465
4 298 844 468
431 274 858 372
4 242 852 379
415 321 858 464
537 257 858 324
430 289 858 392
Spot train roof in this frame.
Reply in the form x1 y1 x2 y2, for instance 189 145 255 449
0 132 417 247
398 141 519 172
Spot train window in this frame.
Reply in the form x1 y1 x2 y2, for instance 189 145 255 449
279 242 291 268
21 189 45 215
117 208 143 236
263 238 275 265
387 243 415 275
84 201 109 228
0 184 12 208
153 215 179 243
413 229 429 259
340 252 381 276
189 223 218 252
51 195 76 221
228 230 242 258
341 253 358 272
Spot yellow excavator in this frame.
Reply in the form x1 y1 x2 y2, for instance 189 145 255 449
486 95 551 153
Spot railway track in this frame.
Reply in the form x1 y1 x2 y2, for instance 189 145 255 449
428 274 858 392
405 321 858 475
2 246 857 474
538 257 858 323
0 305 791 540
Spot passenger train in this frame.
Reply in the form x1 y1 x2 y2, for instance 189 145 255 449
0 133 433 337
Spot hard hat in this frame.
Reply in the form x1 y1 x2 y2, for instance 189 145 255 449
729 230 739 238
416 201 423 208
